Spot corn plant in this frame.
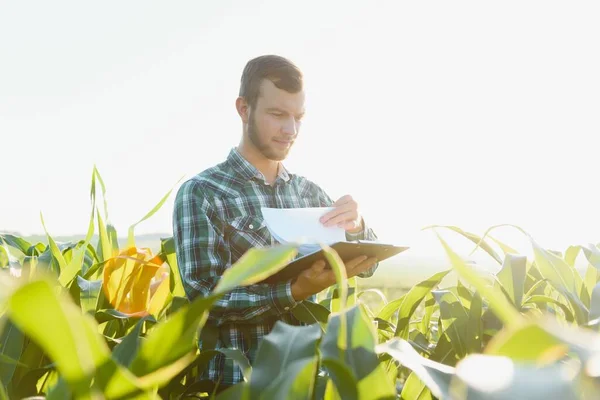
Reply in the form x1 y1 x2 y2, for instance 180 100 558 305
1 169 600 399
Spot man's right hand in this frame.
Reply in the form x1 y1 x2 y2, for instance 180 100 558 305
290 255 377 301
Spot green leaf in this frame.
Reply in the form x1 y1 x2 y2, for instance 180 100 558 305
453 280 473 309
129 294 217 377
58 201 96 287
4 279 161 398
377 294 406 321
216 382 250 400
430 333 457 366
484 322 566 363
418 294 437 337
260 356 319 400
321 306 396 399
433 231 522 325
321 244 350 312
432 290 470 359
0 234 31 256
213 245 298 294
466 291 483 354
95 308 135 324
40 214 68 275
581 244 600 271
531 240 578 294
523 295 575 322
357 288 388 312
394 270 451 338
585 265 599 303
0 318 24 386
46 377 71 400
321 359 358 400
250 322 320 397
127 176 184 248
0 383 7 400
555 286 589 325
423 225 503 265
589 283 600 322
400 372 433 400
76 276 102 315
218 348 252 382
11 339 46 391
376 338 454 399
523 278 548 301
96 209 113 263
7 280 95 394
454 354 580 399
496 254 527 309
161 237 186 297
488 235 520 257
112 317 149 368
565 245 581 268
291 300 331 326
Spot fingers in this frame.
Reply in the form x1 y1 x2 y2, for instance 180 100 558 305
344 255 368 270
348 257 377 278
307 260 327 278
333 194 354 206
322 209 359 228
320 195 357 224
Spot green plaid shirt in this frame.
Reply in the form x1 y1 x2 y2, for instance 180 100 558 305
172 147 378 386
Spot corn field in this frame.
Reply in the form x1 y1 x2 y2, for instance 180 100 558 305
1 168 600 399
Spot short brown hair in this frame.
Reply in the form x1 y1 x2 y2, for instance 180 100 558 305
239 55 303 108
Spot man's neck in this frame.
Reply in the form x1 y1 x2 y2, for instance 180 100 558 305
236 143 279 185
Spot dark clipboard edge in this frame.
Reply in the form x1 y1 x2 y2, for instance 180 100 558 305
259 241 410 284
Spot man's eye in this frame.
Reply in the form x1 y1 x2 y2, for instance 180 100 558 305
271 112 283 117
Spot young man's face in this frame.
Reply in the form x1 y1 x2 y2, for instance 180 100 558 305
247 79 305 161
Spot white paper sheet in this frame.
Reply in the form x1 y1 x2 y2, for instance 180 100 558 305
261 207 346 254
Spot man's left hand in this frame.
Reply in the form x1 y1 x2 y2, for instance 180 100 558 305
319 195 363 234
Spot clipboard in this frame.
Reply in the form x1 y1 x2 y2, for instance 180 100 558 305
260 241 409 284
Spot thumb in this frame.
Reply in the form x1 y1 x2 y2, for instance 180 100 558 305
312 260 326 272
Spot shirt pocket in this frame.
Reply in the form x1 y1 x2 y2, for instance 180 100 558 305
226 215 271 260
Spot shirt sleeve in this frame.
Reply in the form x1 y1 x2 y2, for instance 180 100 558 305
172 179 298 326
311 182 380 278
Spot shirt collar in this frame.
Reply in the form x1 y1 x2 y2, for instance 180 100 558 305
227 147 291 184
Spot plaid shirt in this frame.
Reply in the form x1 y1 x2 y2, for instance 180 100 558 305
172 147 378 386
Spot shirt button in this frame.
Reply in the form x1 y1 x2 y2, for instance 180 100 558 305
249 224 254 229
284 306 290 311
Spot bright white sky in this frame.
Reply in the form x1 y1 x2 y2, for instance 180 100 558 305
1 1 599 264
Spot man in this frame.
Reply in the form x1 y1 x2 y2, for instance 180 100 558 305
172 55 379 390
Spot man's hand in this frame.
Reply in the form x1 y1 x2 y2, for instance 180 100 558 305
320 195 363 234
291 255 377 301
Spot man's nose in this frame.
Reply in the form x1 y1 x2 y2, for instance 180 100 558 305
281 116 299 136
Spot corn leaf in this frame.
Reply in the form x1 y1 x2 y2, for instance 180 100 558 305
321 306 396 399
0 319 24 387
377 338 454 399
423 225 502 265
161 237 186 297
127 177 183 248
76 276 102 315
395 270 451 338
434 231 522 325
454 354 580 399
433 290 470 359
249 322 320 399
213 245 297 294
320 359 358 400
496 254 527 309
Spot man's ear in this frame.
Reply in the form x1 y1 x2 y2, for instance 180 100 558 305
235 97 250 123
